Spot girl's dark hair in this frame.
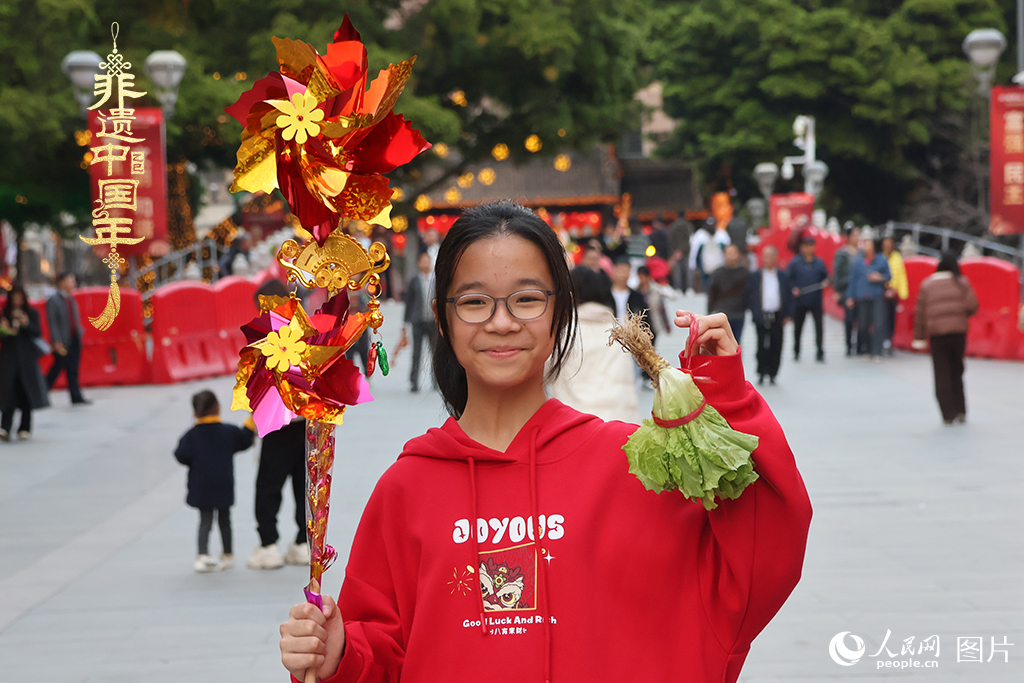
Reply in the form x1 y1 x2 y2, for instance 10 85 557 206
936 250 961 278
572 266 615 311
192 390 220 418
2 282 29 320
254 278 289 306
432 200 576 418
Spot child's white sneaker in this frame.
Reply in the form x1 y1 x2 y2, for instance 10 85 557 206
194 554 221 573
284 542 310 566
220 553 235 570
246 544 285 569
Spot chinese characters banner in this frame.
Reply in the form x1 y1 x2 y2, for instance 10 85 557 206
769 192 815 232
87 107 168 255
990 86 1024 235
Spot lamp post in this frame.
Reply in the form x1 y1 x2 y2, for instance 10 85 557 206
144 50 188 117
779 115 828 198
963 28 1007 97
753 162 779 200
60 50 103 116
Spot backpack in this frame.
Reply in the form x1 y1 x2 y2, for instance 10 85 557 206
700 237 724 273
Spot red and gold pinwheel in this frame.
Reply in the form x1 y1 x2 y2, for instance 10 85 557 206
226 15 431 246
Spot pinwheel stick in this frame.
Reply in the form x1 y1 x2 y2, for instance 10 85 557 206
303 420 338 683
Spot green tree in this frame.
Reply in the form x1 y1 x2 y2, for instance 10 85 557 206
0 0 652 268
654 0 1006 227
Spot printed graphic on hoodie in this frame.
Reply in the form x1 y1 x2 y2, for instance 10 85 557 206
480 544 536 611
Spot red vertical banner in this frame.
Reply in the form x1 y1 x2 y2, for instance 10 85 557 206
87 107 168 255
990 86 1024 236
769 192 815 232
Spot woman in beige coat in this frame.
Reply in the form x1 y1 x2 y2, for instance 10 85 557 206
548 266 641 423
912 251 978 425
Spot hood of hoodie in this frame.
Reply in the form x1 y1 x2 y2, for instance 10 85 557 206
398 398 603 466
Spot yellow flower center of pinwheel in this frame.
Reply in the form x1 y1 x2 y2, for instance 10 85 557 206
274 92 325 145
262 319 308 372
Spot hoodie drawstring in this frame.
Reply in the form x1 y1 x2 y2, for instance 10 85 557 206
466 431 552 682
529 428 553 683
467 456 489 634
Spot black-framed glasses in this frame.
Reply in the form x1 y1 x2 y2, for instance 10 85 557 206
445 289 555 324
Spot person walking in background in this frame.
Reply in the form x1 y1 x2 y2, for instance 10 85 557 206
707 243 749 342
404 251 437 393
636 265 670 346
45 272 89 405
787 237 829 362
832 226 861 356
610 257 646 323
746 247 792 386
882 236 908 356
667 217 692 293
174 390 256 573
0 283 49 441
547 266 640 422
247 279 310 571
691 222 730 292
912 252 978 425
846 237 891 362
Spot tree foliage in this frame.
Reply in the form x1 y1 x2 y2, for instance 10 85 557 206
0 0 651 240
654 0 1007 226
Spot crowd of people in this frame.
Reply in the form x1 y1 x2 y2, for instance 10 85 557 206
0 273 91 443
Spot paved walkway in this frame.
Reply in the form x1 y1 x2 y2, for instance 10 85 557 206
0 296 1020 682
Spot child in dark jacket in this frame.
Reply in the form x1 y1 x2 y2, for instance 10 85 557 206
175 390 256 572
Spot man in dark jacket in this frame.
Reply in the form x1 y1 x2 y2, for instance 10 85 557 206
45 272 88 405
745 246 793 385
707 244 749 341
404 251 437 393
832 226 860 355
786 237 829 362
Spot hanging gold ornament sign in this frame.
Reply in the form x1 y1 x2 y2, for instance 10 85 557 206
79 22 147 330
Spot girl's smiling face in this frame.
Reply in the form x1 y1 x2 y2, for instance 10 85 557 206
444 235 557 393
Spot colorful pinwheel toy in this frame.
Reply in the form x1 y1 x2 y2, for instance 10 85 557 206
227 16 430 683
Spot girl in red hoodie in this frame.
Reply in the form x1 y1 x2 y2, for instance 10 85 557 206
280 201 812 683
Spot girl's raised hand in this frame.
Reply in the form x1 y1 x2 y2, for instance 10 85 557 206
673 310 739 357
280 594 346 682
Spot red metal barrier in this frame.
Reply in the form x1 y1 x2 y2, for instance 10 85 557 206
213 276 258 372
960 257 1021 359
893 256 938 351
23 290 147 387
150 281 229 384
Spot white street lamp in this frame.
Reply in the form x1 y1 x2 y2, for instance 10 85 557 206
802 160 829 200
963 28 1007 96
753 162 779 199
144 50 188 117
61 50 103 116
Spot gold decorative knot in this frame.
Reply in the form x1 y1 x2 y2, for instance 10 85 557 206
102 251 126 272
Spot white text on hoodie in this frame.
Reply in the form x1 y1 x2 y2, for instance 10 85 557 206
452 515 565 545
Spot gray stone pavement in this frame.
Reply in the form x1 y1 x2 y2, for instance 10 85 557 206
0 295 1021 682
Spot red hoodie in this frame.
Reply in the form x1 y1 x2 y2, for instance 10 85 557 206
315 350 811 683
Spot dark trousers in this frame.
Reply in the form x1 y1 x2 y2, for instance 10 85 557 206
726 315 745 347
857 297 886 357
929 333 967 422
1 377 32 434
255 419 307 547
792 303 823 358
885 297 898 344
198 507 232 556
755 314 784 380
410 321 437 390
345 331 371 375
842 299 858 353
46 335 84 403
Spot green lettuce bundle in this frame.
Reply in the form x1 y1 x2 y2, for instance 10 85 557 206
609 313 759 510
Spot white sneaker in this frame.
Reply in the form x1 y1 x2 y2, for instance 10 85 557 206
220 553 235 570
246 544 285 569
284 542 310 566
194 554 221 573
